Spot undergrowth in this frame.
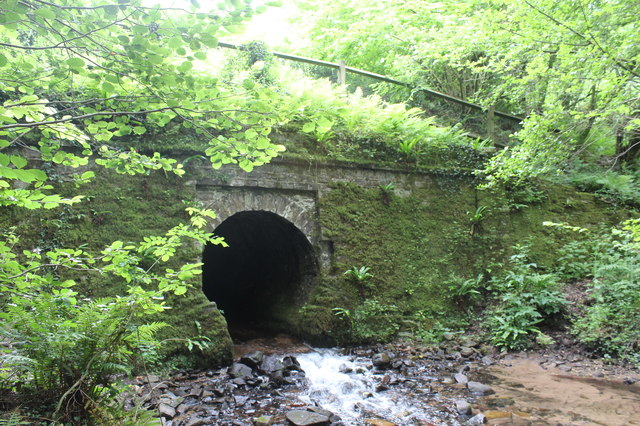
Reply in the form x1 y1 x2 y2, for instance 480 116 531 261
548 220 640 364
456 220 640 364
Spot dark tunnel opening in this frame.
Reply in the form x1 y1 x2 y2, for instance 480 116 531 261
202 211 318 339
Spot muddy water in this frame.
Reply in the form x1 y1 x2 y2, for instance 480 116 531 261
233 333 313 358
480 356 640 425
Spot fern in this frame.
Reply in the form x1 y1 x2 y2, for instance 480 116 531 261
0 411 31 425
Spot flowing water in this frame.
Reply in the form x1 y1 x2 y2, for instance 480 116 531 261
291 348 461 425
228 335 640 425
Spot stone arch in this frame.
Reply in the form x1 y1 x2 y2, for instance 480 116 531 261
199 186 319 245
201 209 319 335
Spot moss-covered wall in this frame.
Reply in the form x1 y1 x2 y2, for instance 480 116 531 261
0 164 233 368
1 152 625 363
287 176 625 344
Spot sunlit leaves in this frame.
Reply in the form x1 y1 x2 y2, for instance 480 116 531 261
301 0 640 183
1 0 280 187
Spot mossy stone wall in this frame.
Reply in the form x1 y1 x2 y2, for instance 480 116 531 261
1 154 623 363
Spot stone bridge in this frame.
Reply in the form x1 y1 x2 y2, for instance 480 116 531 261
188 157 437 332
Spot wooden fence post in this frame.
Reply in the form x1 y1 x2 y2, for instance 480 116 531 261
338 60 346 86
487 105 496 140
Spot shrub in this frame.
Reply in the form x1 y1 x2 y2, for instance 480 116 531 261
0 209 220 422
484 247 566 350
570 220 640 364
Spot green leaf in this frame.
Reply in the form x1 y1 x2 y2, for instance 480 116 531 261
10 155 27 169
148 54 164 65
34 8 56 20
200 34 218 48
0 53 7 67
104 4 119 17
168 36 183 49
177 61 193 72
242 79 255 90
102 81 115 93
66 58 85 69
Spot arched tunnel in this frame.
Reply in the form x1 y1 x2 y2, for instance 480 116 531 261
202 210 318 338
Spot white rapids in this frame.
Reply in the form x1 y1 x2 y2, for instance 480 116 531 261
291 348 460 425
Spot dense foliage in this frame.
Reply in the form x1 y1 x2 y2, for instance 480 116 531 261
296 0 640 183
552 220 640 363
0 0 283 421
220 56 474 166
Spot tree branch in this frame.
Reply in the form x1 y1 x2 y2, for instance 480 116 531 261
523 0 640 78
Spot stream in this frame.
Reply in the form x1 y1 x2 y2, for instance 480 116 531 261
293 348 459 425
131 335 640 425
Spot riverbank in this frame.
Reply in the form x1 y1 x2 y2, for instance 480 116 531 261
120 334 639 425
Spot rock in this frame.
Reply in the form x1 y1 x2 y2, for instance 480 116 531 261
559 336 573 346
270 368 290 385
308 406 334 419
466 413 486 425
558 364 572 372
158 403 176 419
442 332 455 341
285 409 330 425
364 420 397 426
282 355 302 371
372 352 392 368
230 362 254 379
254 416 273 426
390 359 404 369
462 338 480 348
460 347 475 357
484 411 511 421
454 373 469 384
486 397 514 408
375 385 388 392
481 356 494 366
339 364 353 374
623 377 638 385
446 351 462 361
260 355 285 375
467 381 494 396
143 374 161 384
235 395 249 406
240 351 264 369
456 399 472 416
184 416 208 426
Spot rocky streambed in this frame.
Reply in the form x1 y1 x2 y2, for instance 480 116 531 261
127 336 640 426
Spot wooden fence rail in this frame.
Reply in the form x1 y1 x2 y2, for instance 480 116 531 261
217 41 524 138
